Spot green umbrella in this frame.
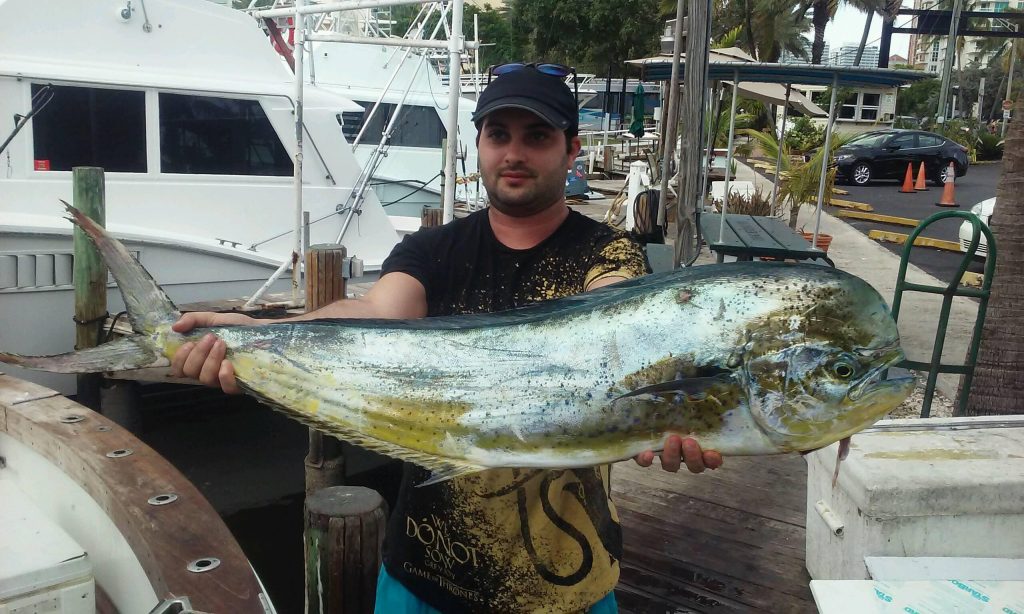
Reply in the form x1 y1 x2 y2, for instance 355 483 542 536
629 83 645 138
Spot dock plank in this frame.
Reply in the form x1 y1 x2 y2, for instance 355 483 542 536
612 455 815 613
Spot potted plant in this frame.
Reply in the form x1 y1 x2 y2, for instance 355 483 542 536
714 188 773 217
800 227 833 253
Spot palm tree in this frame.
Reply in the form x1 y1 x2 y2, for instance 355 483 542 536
849 0 899 66
809 0 838 63
753 0 813 62
710 0 810 62
737 128 851 227
964 93 1024 416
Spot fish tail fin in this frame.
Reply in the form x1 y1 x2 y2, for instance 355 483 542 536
63 201 181 335
0 338 167 373
0 204 180 374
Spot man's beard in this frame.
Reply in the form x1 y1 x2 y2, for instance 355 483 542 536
484 157 568 218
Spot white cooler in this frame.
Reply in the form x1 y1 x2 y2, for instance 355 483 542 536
0 479 95 614
805 415 1024 581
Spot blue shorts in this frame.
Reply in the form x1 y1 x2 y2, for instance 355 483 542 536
374 565 618 614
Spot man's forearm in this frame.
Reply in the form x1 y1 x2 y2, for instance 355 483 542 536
284 296 386 321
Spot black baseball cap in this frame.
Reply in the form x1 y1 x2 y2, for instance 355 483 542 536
472 67 579 132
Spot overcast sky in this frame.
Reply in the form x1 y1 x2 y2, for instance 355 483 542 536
824 5 912 59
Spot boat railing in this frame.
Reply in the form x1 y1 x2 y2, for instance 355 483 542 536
243 0 482 308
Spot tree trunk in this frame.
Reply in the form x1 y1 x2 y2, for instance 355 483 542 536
854 11 874 66
744 0 759 60
811 0 830 64
963 94 1024 416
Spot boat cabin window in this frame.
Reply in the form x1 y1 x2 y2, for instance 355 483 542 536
159 93 292 176
31 84 146 173
341 102 447 148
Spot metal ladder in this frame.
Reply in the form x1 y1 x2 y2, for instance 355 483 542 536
890 210 997 417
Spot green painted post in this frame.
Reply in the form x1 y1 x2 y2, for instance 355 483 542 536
73 167 107 409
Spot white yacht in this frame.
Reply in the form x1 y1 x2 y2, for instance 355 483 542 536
295 7 482 232
0 0 401 392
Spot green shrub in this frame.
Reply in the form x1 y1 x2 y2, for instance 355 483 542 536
783 116 825 154
976 132 1004 160
930 120 978 162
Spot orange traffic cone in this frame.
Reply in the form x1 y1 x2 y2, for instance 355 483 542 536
899 162 915 193
914 161 928 191
935 162 958 207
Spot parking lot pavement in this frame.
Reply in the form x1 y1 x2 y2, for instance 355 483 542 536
834 161 1001 282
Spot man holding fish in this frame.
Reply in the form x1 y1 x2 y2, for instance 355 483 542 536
171 65 722 613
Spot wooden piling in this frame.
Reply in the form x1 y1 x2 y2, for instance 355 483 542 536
603 145 615 173
305 244 347 314
421 207 444 227
73 167 106 410
304 245 348 496
304 486 388 614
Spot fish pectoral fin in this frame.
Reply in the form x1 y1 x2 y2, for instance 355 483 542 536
0 337 165 374
613 374 736 403
417 460 489 487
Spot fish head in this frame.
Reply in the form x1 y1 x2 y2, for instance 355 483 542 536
739 271 916 452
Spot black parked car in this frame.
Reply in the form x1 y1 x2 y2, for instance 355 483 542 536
834 129 969 186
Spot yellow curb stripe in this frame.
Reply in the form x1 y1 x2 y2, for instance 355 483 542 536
961 272 984 287
836 211 920 227
868 230 962 252
830 199 874 211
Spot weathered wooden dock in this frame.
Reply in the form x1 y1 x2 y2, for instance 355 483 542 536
612 455 815 613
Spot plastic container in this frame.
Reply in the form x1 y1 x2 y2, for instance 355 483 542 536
804 415 1024 580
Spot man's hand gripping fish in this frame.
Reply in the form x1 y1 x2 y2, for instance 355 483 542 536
0 205 915 485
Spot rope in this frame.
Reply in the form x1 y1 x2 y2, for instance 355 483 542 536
72 312 110 326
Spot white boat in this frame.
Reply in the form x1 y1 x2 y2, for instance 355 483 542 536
0 0 401 393
291 6 483 231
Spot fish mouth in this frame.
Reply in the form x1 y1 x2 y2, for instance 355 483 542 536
848 346 916 402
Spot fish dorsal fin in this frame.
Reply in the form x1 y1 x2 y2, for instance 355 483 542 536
236 382 486 485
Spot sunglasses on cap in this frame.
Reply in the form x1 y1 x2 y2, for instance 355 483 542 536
487 62 579 105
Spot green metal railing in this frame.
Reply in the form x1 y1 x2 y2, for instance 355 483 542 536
890 210 996 417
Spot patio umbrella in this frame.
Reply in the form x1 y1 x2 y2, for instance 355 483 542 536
629 83 645 138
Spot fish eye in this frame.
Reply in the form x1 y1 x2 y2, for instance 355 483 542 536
833 361 855 379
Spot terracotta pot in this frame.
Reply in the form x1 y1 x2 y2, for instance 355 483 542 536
801 231 833 253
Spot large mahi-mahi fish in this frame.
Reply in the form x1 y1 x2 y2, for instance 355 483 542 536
1 205 915 483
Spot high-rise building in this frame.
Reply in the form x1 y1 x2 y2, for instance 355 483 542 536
780 39 828 64
831 45 880 67
908 0 1021 73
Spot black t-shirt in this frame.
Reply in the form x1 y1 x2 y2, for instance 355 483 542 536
379 208 650 613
